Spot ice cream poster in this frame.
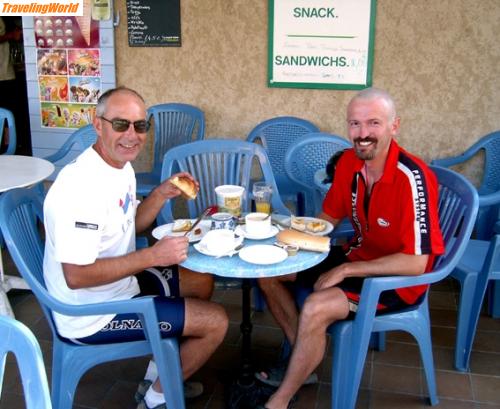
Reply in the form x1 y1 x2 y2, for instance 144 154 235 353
41 102 96 129
69 77 101 103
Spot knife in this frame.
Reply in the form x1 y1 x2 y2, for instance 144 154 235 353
184 205 218 237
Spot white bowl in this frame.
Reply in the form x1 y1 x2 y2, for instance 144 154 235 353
245 212 271 237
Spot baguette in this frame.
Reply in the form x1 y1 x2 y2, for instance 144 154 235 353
170 176 197 200
277 229 330 253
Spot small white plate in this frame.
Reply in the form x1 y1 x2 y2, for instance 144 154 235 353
152 220 211 243
235 225 279 240
282 217 334 236
239 245 288 265
194 235 244 257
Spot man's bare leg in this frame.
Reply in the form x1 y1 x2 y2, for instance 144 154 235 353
264 288 349 409
152 297 228 392
257 274 298 344
179 266 214 300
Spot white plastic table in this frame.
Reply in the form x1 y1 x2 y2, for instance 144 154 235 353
0 155 55 317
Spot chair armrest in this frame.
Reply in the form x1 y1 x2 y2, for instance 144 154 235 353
478 190 500 207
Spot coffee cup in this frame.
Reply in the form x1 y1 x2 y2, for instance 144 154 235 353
201 229 236 255
215 185 245 216
245 212 271 237
211 212 236 230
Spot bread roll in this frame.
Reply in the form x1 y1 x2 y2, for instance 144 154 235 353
277 229 330 253
171 176 197 200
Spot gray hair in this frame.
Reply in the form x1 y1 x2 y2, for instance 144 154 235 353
95 87 145 117
349 87 397 122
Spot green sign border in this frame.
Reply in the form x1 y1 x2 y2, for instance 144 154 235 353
268 0 377 90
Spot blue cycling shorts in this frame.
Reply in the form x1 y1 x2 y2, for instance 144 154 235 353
68 266 185 345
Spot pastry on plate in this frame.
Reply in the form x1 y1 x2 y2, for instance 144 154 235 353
172 219 192 232
306 220 326 233
291 217 306 231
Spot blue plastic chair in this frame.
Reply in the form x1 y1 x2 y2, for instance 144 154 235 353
0 316 52 408
158 139 289 224
158 139 289 309
284 132 351 216
44 124 97 165
327 166 478 409
451 226 500 371
247 116 319 215
0 108 16 155
0 188 185 409
136 103 205 197
431 131 500 318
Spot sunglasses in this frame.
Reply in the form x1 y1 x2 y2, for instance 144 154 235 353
100 117 150 133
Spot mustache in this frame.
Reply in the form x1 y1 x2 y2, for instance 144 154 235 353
354 137 377 144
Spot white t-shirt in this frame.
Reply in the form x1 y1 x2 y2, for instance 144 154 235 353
0 18 15 81
43 147 140 338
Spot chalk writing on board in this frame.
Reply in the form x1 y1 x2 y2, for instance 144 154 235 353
126 0 181 47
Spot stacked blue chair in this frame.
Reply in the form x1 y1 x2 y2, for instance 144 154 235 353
0 107 16 155
328 166 478 409
247 116 319 215
450 227 500 371
0 188 186 409
284 132 351 216
431 130 500 366
136 103 205 197
0 316 52 408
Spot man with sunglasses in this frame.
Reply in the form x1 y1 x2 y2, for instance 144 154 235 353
43 87 228 409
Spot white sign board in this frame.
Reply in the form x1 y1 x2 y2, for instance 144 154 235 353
268 0 376 89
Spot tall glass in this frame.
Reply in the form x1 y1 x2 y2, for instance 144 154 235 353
253 182 272 214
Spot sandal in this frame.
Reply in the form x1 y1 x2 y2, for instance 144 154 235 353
255 363 318 387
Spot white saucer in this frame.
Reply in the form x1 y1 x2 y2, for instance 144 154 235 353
235 225 279 240
194 235 244 257
152 220 211 243
239 245 288 265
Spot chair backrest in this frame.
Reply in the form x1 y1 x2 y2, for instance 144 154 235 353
431 165 479 274
246 116 319 186
44 124 97 164
284 132 351 192
158 139 289 224
0 107 17 155
0 188 64 342
472 131 500 195
0 316 52 408
147 103 205 176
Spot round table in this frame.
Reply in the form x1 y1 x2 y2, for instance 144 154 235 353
0 155 55 317
181 234 328 408
0 155 55 192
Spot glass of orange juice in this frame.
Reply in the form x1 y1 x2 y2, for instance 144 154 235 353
253 182 272 214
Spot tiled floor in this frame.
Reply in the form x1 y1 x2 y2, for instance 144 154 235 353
1 248 500 409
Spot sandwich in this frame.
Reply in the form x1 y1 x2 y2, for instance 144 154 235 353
170 176 197 200
306 220 327 233
277 229 330 253
290 217 306 231
172 219 192 232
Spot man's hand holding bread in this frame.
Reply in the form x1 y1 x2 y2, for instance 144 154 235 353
156 173 199 201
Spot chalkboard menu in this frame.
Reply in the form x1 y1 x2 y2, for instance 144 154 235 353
127 0 181 47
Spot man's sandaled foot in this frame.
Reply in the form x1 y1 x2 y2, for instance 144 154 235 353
255 365 318 387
